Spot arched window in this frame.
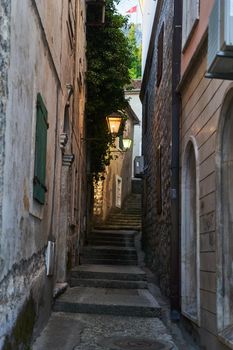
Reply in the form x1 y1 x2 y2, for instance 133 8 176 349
181 139 200 323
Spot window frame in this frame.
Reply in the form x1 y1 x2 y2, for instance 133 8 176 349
182 0 200 51
33 93 48 205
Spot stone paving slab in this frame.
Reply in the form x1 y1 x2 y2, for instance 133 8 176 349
33 312 178 350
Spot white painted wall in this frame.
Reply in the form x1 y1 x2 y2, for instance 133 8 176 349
142 0 157 73
125 88 142 177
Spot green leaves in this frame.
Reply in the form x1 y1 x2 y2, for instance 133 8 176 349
127 24 142 79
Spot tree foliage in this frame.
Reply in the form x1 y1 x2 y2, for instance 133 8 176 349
128 23 142 79
86 0 132 178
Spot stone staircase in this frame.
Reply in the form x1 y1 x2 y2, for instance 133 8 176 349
53 193 161 318
80 230 138 265
97 194 142 231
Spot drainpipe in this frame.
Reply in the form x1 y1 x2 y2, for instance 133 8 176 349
170 0 182 318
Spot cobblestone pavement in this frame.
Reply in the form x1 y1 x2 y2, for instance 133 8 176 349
33 312 178 350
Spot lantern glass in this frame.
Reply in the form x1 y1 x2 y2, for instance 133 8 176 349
123 138 132 150
106 114 122 135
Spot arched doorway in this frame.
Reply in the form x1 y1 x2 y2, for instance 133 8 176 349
181 139 200 323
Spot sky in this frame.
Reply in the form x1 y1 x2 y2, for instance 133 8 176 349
116 0 142 24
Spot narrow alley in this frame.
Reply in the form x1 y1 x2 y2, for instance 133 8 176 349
33 194 196 350
1 0 233 349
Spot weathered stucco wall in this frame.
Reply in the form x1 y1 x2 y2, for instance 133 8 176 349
125 86 142 176
0 1 86 348
0 0 11 262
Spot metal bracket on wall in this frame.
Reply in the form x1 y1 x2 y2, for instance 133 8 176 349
62 154 75 166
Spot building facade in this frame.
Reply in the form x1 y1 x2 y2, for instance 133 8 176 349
179 0 233 349
140 0 181 311
0 1 86 348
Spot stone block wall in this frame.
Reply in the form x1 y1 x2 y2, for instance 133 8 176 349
141 0 174 296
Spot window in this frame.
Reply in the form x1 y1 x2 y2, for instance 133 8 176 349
182 0 199 49
67 0 76 51
157 24 164 87
181 140 200 323
115 175 122 208
33 93 48 205
156 145 162 214
144 91 149 134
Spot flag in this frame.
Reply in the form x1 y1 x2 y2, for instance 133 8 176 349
126 5 137 14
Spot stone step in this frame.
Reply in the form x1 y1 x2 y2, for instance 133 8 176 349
53 287 161 318
121 209 141 213
88 240 134 247
70 278 148 289
121 212 142 216
105 221 141 225
107 215 141 219
106 220 141 224
92 229 136 237
81 254 137 261
89 234 135 242
96 225 141 231
80 258 138 265
82 245 136 253
123 202 141 206
110 212 141 216
70 265 147 281
81 253 137 261
104 224 141 228
81 252 138 260
122 204 141 208
82 247 136 253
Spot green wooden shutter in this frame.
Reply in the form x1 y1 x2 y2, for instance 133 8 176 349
33 93 48 204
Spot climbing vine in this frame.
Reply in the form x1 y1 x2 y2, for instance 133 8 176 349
86 0 132 178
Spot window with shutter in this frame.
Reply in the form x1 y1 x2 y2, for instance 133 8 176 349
33 93 48 205
182 0 200 50
156 145 162 214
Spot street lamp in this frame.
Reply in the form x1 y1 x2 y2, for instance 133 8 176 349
123 138 132 150
81 112 122 142
106 113 122 136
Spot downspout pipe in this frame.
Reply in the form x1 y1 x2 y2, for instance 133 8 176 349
170 0 182 319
